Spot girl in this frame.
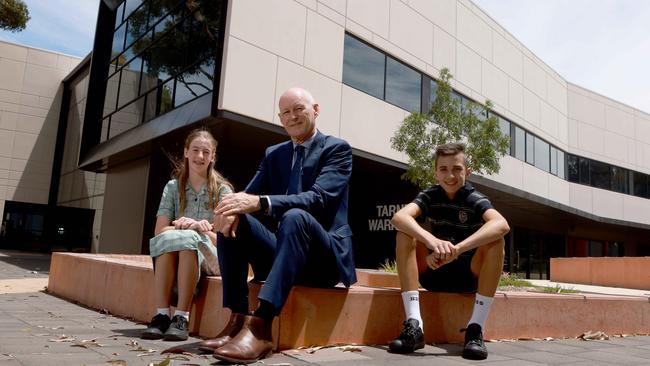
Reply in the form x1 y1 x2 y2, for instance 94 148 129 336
142 129 233 341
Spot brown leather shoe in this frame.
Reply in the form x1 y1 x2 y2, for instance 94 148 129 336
198 312 246 353
213 315 273 364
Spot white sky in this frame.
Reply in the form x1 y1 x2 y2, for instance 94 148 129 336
1 0 648 114
472 0 650 114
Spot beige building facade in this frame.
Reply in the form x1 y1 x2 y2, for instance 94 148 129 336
1 0 649 278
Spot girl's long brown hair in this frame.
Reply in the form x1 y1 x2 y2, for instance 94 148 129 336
172 129 233 215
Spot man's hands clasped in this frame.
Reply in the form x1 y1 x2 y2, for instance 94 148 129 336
212 193 261 238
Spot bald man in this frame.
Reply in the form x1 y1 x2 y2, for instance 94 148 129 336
201 87 356 363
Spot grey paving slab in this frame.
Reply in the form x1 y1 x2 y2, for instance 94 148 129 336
500 350 586 364
570 350 650 365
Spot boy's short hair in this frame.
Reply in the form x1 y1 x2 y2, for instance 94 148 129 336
435 142 467 168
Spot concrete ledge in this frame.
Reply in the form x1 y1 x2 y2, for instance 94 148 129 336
48 253 650 349
551 257 650 290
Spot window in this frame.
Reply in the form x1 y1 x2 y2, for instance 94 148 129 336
497 116 511 155
525 132 535 164
429 79 438 109
557 150 565 179
567 154 578 182
342 34 385 100
590 160 610 189
633 172 649 198
611 166 628 194
578 157 590 185
534 137 550 172
103 0 221 138
385 57 421 112
514 126 525 161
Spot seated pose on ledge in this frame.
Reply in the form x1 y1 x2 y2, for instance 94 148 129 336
143 129 233 341
199 87 356 364
389 142 509 360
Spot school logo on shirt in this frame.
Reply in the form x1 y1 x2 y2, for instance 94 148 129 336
458 211 468 223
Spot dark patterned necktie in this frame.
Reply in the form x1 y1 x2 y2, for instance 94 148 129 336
287 145 305 194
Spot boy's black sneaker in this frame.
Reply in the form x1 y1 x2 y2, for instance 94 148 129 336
141 313 171 340
164 315 189 341
388 318 425 353
462 323 488 360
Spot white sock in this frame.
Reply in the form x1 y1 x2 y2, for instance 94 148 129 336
174 310 190 321
156 308 170 317
401 291 423 331
467 293 494 329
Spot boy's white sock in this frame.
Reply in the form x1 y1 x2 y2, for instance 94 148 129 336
156 308 170 317
467 293 494 329
173 310 190 321
401 290 423 331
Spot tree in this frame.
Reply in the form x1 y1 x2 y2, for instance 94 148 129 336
126 0 220 96
391 68 510 189
0 0 30 32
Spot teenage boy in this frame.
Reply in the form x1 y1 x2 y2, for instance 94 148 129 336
388 142 509 360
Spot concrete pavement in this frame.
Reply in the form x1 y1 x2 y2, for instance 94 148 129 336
2 249 650 365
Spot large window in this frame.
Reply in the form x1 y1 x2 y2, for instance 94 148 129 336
103 0 222 140
343 34 421 112
385 57 421 112
342 35 385 100
341 31 649 200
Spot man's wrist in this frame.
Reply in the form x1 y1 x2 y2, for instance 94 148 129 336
259 195 269 214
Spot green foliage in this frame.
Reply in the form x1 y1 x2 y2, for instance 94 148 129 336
541 284 579 294
498 272 533 288
0 0 30 32
127 0 219 88
378 259 397 273
391 68 510 189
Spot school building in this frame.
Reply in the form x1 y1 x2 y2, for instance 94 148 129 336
1 0 649 279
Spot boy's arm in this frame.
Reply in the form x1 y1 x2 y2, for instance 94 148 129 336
391 203 456 260
454 208 510 254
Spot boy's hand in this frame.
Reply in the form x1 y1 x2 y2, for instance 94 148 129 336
425 238 459 270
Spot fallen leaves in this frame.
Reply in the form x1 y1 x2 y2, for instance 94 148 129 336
578 330 609 341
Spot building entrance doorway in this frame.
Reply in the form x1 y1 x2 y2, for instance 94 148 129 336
508 227 565 279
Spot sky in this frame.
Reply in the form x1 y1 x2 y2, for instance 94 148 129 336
1 0 648 114
0 0 98 58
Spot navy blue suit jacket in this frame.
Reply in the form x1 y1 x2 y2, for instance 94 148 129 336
244 131 357 287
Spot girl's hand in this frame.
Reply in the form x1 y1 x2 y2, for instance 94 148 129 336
189 219 213 233
172 217 197 230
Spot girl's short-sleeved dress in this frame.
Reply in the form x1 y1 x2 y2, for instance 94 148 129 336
149 179 232 276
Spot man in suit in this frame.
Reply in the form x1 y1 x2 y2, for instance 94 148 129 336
201 87 356 364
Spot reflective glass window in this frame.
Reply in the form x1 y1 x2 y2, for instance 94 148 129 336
385 57 421 112
557 150 565 179
124 0 144 20
579 157 590 185
174 60 214 107
534 137 549 171
342 34 385 100
590 160 610 189
514 126 525 161
550 146 558 175
115 2 125 28
633 172 649 198
429 79 438 108
112 23 126 60
497 116 511 155
125 5 150 50
103 71 120 117
567 154 578 182
526 132 534 164
611 166 628 194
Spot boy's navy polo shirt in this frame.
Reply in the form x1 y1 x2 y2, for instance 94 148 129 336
412 182 494 247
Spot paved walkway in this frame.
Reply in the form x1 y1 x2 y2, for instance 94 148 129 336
2 249 650 365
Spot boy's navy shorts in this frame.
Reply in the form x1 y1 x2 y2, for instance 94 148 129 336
418 249 478 293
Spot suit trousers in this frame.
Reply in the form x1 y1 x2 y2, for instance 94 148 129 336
217 208 341 315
